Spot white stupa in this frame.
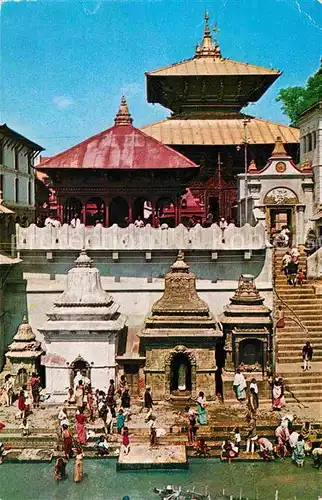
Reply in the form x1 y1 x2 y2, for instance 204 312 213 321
39 250 126 397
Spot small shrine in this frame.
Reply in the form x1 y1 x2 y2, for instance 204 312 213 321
238 137 313 244
139 252 222 400
220 274 272 388
3 317 44 388
39 250 126 398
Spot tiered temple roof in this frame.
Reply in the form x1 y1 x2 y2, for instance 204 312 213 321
220 274 272 327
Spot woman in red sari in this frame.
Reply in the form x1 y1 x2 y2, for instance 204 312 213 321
62 424 73 459
75 409 87 445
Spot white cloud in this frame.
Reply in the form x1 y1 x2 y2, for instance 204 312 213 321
52 95 75 110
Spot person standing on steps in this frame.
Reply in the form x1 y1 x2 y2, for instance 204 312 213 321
302 341 313 371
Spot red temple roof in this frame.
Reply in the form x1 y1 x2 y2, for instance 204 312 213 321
38 97 198 171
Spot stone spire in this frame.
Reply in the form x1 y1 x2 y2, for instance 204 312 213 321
54 249 114 308
195 12 222 59
13 316 36 342
271 136 288 157
114 95 133 126
151 251 210 315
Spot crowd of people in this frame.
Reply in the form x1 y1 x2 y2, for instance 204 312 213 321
34 210 232 233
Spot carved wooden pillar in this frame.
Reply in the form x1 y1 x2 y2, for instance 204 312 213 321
235 338 240 369
104 201 109 228
128 200 133 223
174 198 180 226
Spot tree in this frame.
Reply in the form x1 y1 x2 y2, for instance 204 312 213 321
276 63 322 126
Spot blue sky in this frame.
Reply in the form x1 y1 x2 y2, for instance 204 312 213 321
1 0 321 155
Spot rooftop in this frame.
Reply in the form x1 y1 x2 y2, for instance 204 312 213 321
37 96 197 171
0 124 44 154
141 116 299 146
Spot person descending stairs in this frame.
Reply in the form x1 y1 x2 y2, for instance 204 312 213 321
274 247 322 403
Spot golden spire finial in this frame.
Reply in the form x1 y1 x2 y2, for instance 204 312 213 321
114 95 133 126
248 159 257 173
195 12 222 59
271 136 287 157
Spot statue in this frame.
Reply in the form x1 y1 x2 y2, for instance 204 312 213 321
178 363 187 391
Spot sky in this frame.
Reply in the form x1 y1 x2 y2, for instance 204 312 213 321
0 0 321 156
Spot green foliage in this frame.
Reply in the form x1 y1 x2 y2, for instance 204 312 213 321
276 64 322 125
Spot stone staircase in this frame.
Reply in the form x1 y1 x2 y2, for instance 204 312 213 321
274 247 322 402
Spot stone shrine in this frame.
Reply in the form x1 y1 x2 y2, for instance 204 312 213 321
39 250 126 397
3 317 44 388
139 252 222 400
220 274 272 397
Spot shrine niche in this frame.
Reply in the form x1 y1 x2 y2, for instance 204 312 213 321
220 274 272 374
140 252 222 401
264 187 298 206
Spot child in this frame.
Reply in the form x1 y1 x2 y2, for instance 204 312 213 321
116 408 126 434
194 438 210 457
17 390 25 419
122 426 130 455
233 426 241 453
297 268 305 286
20 418 29 437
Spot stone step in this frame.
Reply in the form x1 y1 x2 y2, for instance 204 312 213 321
277 356 322 363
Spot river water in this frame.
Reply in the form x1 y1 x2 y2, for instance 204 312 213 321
0 458 321 500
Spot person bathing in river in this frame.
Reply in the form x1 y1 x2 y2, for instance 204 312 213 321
54 457 67 480
292 435 306 467
257 437 274 461
74 447 84 483
95 435 109 456
62 424 73 460
195 438 210 457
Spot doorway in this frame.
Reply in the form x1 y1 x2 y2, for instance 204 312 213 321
269 208 293 232
124 364 140 396
170 353 192 393
239 339 263 366
207 197 219 222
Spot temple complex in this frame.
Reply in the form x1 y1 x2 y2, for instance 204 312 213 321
39 250 126 398
142 13 299 222
37 97 198 227
139 252 222 400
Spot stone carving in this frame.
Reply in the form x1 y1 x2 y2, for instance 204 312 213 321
264 187 298 205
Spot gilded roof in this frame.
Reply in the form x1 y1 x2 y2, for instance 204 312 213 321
141 116 299 146
146 57 280 78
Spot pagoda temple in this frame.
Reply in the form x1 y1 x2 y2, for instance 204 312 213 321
37 97 199 227
142 12 300 222
139 251 222 400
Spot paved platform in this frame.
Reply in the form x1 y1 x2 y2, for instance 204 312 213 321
116 444 188 470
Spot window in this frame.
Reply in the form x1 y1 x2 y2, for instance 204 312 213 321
28 180 32 205
313 131 317 150
308 133 313 152
0 142 3 165
0 174 3 196
28 155 34 174
14 149 19 170
15 178 19 203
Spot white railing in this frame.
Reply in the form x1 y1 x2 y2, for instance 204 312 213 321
15 222 267 251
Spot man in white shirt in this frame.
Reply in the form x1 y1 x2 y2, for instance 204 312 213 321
70 213 81 228
134 216 145 228
44 214 55 227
